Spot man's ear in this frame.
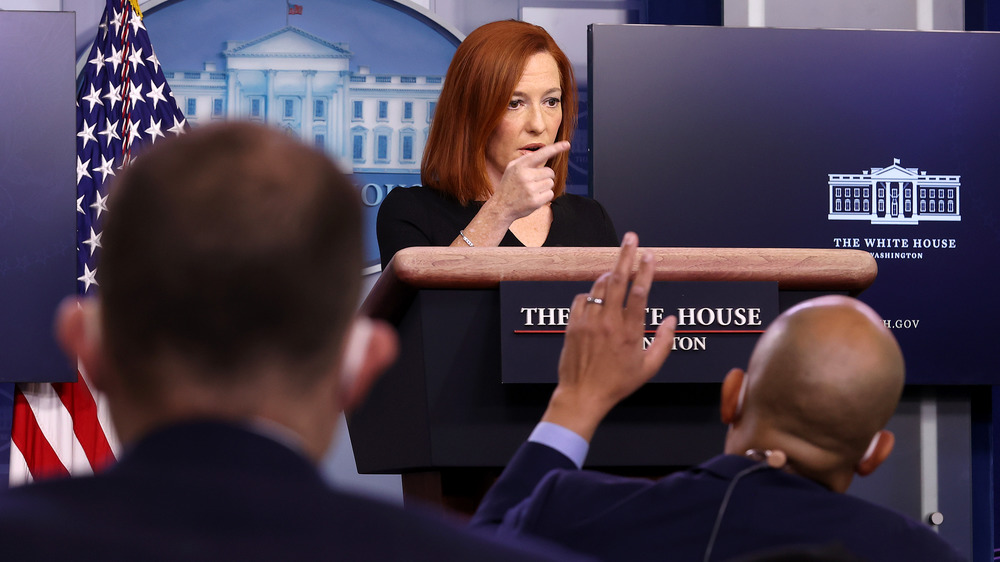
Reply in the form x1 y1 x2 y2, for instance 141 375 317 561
54 297 108 390
855 429 894 476
720 368 746 425
338 318 398 414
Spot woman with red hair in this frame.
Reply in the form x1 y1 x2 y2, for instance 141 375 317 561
376 20 618 269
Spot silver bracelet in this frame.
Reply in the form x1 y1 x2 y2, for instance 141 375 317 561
459 230 475 247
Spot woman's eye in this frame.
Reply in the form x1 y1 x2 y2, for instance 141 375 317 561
507 99 524 109
544 98 561 108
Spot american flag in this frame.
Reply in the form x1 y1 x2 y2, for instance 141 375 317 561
9 0 186 485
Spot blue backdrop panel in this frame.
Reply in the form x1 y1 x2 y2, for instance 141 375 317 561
590 25 1000 386
0 11 77 384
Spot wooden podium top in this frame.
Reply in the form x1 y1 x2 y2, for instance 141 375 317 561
361 247 877 320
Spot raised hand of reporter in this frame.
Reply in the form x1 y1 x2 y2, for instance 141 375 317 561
542 232 677 441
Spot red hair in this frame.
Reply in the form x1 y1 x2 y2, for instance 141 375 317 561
422 20 577 205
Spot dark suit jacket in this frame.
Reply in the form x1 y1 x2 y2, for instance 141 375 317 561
0 422 579 561
471 442 966 562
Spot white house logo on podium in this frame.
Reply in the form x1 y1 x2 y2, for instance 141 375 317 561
828 159 961 225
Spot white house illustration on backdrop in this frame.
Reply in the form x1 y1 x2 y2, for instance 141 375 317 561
828 158 961 225
164 26 444 174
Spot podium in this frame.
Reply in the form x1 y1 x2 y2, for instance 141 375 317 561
347 247 876 512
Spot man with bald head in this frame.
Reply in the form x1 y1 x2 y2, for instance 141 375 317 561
721 294 905 495
472 235 964 561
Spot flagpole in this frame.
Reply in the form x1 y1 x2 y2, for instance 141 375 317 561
286 0 289 26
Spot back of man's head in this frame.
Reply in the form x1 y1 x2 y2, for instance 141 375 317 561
99 122 361 401
725 295 905 489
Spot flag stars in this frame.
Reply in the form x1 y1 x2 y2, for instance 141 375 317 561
92 155 117 183
168 115 187 135
128 79 145 107
109 7 123 37
128 46 145 71
146 51 161 74
106 43 123 75
78 264 99 293
128 9 145 34
88 49 106 73
145 118 165 143
103 81 122 111
78 121 97 150
99 117 121 145
147 81 167 109
127 119 144 147
83 228 103 256
76 156 92 184
77 195 85 215
82 84 103 112
90 191 109 220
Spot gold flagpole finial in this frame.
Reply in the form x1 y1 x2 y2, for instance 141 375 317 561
128 0 144 19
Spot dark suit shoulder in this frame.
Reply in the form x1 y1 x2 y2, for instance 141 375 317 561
490 452 966 562
0 423 589 562
501 466 656 537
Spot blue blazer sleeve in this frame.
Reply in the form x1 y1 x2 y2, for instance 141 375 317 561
469 441 577 530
